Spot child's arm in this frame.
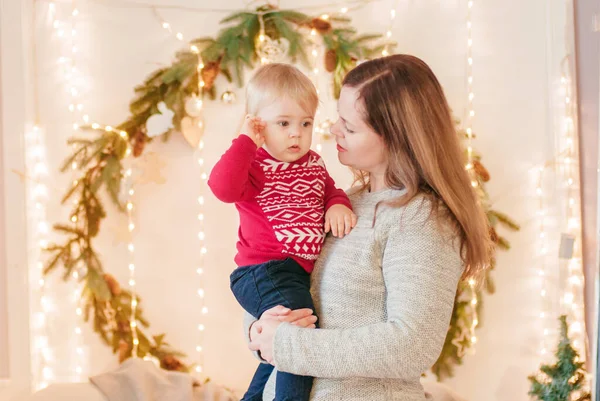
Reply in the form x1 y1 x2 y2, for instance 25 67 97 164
208 115 266 203
208 135 262 203
323 169 356 238
323 171 352 211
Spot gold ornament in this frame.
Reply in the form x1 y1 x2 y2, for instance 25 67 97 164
220 90 236 104
184 95 203 118
180 116 204 148
256 35 289 64
451 322 471 358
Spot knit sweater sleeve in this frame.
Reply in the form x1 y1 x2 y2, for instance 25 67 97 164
321 161 352 211
207 135 263 203
272 208 464 379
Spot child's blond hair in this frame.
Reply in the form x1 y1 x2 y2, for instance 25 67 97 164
246 63 318 116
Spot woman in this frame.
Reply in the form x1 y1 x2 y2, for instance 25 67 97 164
246 54 492 400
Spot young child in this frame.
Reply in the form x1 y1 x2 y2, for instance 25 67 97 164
208 63 356 401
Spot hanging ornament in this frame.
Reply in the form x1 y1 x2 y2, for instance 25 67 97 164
220 90 236 104
146 102 174 138
450 322 471 358
180 116 204 148
256 14 289 64
256 35 289 64
185 95 204 117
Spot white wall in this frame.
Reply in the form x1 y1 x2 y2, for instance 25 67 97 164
2 0 573 400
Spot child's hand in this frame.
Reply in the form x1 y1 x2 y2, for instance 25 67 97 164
324 204 357 238
240 114 266 147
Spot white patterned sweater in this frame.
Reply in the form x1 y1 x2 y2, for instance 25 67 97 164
244 187 464 400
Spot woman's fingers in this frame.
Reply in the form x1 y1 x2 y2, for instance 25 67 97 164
279 308 314 323
262 305 291 318
290 315 318 328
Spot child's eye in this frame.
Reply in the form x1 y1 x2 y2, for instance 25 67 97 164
278 121 289 127
302 121 313 127
344 125 355 134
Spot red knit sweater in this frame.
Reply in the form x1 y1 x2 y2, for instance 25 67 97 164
208 135 352 273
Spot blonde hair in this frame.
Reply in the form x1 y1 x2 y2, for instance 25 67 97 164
343 54 492 280
246 63 318 116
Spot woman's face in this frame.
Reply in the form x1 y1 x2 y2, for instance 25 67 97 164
330 86 388 176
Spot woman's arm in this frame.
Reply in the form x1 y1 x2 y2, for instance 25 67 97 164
271 218 464 379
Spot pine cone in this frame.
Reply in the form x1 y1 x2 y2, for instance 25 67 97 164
103 273 121 296
162 355 185 372
473 160 490 182
201 60 221 92
324 49 337 72
118 340 130 363
117 320 131 334
490 227 499 244
311 18 332 34
132 128 147 157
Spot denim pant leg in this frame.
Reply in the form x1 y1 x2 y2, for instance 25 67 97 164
230 263 271 401
255 258 316 401
230 258 317 401
240 363 274 401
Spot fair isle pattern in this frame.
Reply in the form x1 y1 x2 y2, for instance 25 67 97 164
256 153 326 260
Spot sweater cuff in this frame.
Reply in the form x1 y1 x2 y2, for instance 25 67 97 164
272 322 300 372
325 196 353 212
235 134 258 152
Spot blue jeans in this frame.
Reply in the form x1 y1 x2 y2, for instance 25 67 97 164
230 258 316 401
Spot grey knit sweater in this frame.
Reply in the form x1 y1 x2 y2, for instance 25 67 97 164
245 188 464 400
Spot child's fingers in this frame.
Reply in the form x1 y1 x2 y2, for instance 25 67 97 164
344 214 352 235
329 219 337 237
351 213 358 228
324 219 330 233
337 217 345 238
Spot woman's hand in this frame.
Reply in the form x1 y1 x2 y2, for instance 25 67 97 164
249 305 317 364
249 318 282 364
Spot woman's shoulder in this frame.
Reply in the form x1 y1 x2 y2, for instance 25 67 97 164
377 193 459 240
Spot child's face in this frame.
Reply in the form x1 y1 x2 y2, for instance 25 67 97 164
256 96 314 162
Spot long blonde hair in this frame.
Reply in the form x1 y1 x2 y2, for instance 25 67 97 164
343 54 492 279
